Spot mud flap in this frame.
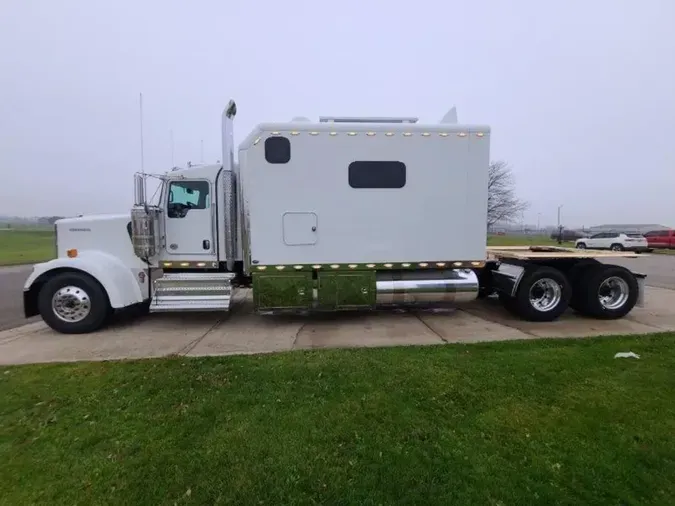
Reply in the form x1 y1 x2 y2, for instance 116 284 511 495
635 273 646 308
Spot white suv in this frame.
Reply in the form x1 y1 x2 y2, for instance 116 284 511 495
575 232 649 252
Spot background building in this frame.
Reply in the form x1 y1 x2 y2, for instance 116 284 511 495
588 224 670 234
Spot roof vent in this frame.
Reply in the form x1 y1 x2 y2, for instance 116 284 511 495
439 107 458 124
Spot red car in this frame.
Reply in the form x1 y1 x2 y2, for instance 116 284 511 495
643 229 675 250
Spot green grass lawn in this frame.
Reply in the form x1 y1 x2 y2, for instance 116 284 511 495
0 229 55 266
1 334 674 505
487 234 575 248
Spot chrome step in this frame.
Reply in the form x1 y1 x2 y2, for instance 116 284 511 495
150 272 236 313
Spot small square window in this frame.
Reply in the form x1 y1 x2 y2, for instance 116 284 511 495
265 136 291 164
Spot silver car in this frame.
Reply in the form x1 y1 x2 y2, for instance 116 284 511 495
575 232 649 252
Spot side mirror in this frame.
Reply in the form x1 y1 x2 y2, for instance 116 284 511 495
169 190 174 203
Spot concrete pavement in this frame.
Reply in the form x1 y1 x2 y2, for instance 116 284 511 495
2 285 675 366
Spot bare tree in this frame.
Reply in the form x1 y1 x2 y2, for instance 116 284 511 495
487 160 528 228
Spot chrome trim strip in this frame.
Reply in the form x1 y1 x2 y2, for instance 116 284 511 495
251 260 487 271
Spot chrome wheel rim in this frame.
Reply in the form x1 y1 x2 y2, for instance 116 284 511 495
528 278 562 312
51 285 91 323
598 276 629 310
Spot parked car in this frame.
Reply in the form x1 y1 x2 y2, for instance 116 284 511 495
575 232 649 252
643 229 675 250
549 229 587 241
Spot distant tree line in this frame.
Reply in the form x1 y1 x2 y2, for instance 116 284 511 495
0 216 64 229
37 216 65 225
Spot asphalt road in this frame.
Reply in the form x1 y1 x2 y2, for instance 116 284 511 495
605 254 675 290
0 265 38 331
2 254 675 331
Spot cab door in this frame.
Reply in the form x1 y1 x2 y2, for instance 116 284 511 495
164 179 215 256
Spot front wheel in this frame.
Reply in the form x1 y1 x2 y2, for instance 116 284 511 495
576 242 587 249
38 272 111 334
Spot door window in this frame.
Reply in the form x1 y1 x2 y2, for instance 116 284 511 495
168 181 210 218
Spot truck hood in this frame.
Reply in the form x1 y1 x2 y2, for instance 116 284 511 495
57 213 130 227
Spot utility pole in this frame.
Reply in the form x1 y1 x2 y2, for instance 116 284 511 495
537 212 541 231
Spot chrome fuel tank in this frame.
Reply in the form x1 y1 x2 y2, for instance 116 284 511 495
375 269 479 305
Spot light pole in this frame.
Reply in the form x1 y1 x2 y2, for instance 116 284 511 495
537 212 541 231
556 205 564 244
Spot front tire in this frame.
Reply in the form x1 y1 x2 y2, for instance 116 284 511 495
576 242 587 249
38 272 111 334
512 266 572 322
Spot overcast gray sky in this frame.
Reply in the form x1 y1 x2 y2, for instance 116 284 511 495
1 0 674 227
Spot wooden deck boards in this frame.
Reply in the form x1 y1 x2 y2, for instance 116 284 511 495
486 245 642 260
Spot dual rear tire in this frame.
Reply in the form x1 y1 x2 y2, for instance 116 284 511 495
569 264 638 319
499 263 638 322
499 266 571 322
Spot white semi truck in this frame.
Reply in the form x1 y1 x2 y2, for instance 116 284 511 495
23 101 646 334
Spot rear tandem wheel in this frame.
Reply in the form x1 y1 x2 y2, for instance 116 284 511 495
569 264 639 319
499 265 572 322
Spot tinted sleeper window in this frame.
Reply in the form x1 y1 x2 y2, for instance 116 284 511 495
265 136 291 164
348 161 406 189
